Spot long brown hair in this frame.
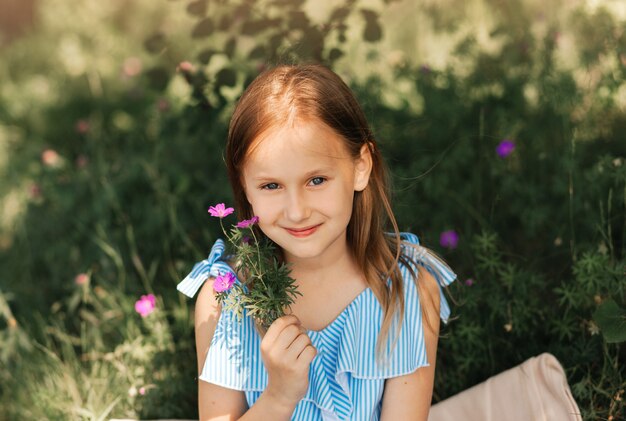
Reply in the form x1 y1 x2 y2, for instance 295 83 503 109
225 64 439 360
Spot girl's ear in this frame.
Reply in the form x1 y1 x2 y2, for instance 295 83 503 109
354 143 373 192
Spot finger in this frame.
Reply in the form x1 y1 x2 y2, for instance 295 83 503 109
296 344 317 366
284 332 314 361
274 324 304 351
263 315 300 345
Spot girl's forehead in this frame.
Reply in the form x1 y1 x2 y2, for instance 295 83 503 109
245 118 351 164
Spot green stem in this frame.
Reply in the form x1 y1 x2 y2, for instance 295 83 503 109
249 229 268 290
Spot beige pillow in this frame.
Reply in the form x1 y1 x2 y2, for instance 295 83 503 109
429 353 582 421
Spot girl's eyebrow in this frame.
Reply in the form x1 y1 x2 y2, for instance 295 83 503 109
303 166 335 178
251 166 335 181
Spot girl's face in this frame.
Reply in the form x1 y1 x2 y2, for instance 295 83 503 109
242 117 372 265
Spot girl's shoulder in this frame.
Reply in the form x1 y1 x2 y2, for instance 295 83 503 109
177 238 241 299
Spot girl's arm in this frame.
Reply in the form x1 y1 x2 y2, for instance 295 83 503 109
379 270 442 421
195 279 248 420
195 280 303 421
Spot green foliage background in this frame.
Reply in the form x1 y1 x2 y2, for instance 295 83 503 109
0 0 624 419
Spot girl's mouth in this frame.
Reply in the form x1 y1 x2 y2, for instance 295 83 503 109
284 224 321 238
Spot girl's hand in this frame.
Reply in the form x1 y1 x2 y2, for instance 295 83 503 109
260 315 317 408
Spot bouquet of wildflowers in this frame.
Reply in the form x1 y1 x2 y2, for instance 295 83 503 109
208 203 301 330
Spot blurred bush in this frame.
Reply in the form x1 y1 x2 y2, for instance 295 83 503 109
0 0 624 419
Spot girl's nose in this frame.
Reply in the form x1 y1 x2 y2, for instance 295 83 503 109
285 190 310 222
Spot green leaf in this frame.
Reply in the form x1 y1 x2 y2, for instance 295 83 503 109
197 48 216 65
143 32 166 54
288 10 309 30
186 0 207 17
363 19 382 43
144 67 170 91
593 299 626 343
248 45 267 60
224 37 237 58
192 18 214 38
297 27 324 60
242 18 281 36
328 48 344 62
330 7 350 22
218 14 233 31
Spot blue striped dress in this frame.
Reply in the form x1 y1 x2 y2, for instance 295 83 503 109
177 232 456 421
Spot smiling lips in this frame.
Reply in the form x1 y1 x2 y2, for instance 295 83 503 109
284 224 322 238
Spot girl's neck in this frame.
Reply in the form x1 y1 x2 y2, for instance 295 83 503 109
284 238 368 332
287 239 362 288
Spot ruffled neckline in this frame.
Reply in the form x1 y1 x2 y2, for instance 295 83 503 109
304 286 372 335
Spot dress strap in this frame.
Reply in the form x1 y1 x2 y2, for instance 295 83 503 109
177 239 236 298
399 232 456 322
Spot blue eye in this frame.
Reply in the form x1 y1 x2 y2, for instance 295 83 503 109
310 177 326 186
262 183 279 190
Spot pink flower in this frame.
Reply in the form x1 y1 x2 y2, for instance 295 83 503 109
236 216 259 228
464 278 474 286
208 203 234 218
123 57 142 77
75 119 90 134
41 149 61 167
74 273 89 285
139 386 146 395
76 155 89 169
177 61 195 73
213 272 236 293
28 183 42 199
135 294 156 317
440 230 459 249
496 139 515 158
157 98 170 113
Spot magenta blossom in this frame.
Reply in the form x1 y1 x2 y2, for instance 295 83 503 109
75 119 90 134
41 149 61 167
440 230 459 249
28 183 42 199
157 98 170 113
496 139 515 158
74 273 89 285
214 272 236 293
135 294 156 317
464 278 474 287
208 203 234 218
236 216 259 228
177 61 195 73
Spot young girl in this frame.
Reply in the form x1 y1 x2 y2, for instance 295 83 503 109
177 64 456 421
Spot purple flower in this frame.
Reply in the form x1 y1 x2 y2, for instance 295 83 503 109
440 230 459 249
236 216 259 228
242 236 252 244
496 139 515 158
208 203 234 218
464 278 474 287
214 272 236 293
135 294 156 317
